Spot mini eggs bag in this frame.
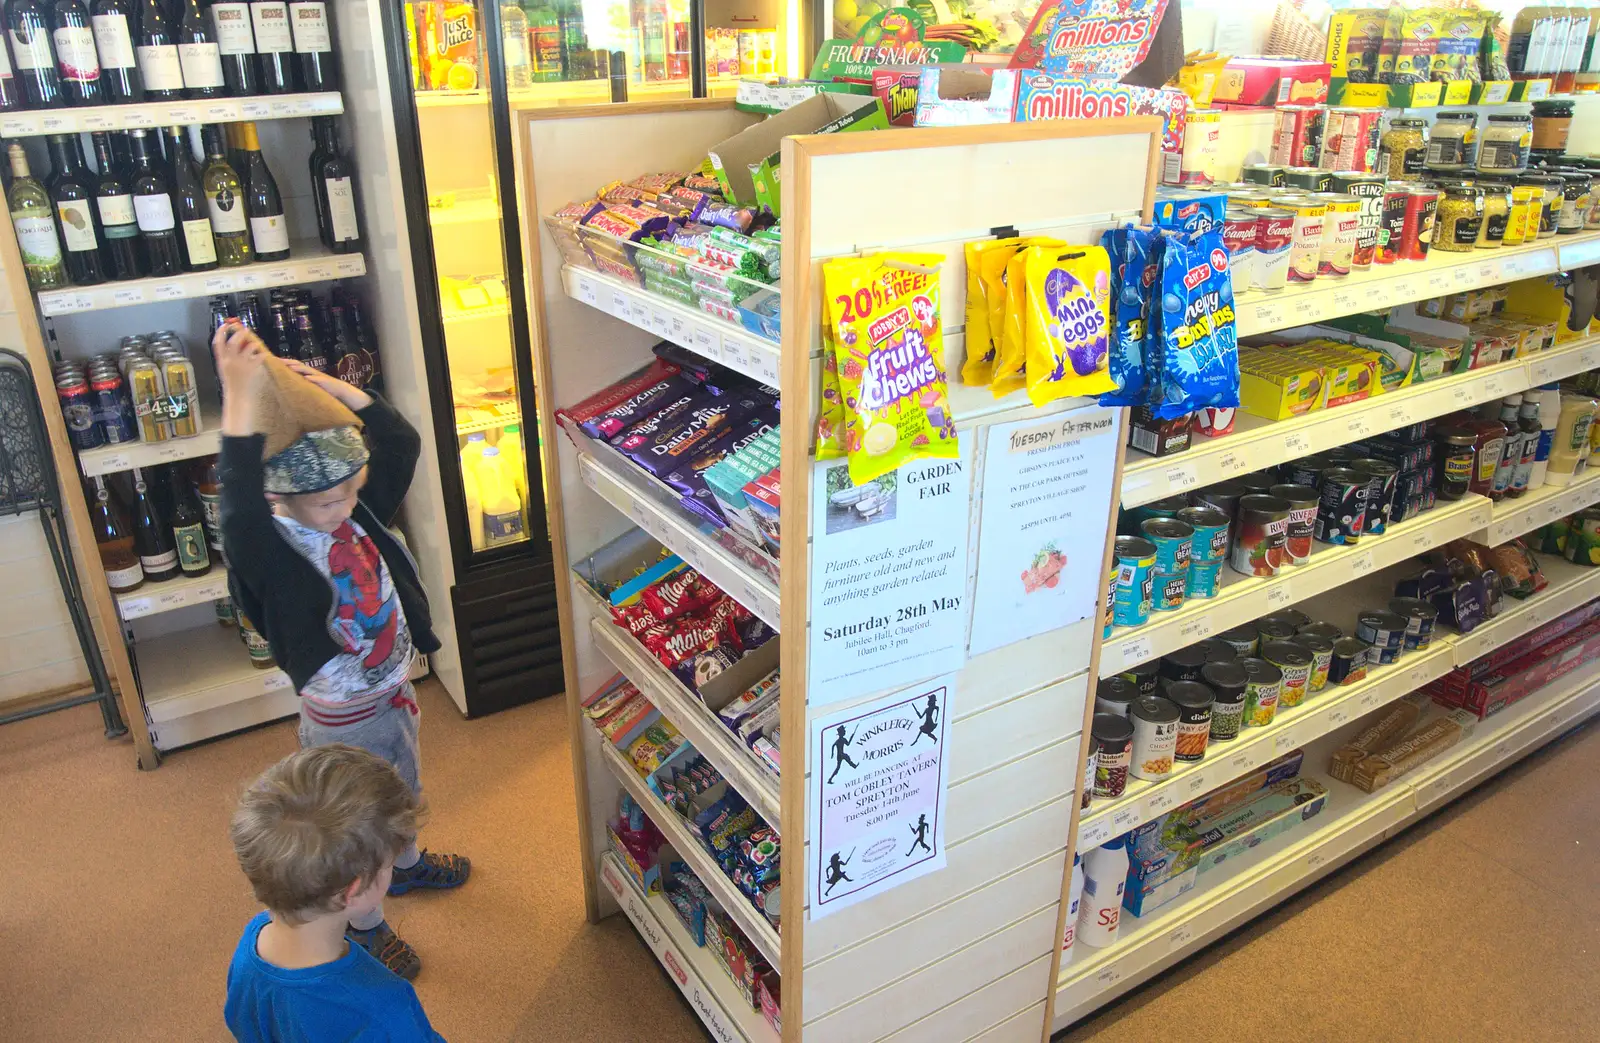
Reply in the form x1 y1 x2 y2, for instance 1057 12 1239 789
1021 245 1116 406
823 252 958 486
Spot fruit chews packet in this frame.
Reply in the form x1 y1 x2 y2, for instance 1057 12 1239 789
990 237 1064 400
823 252 959 486
1098 225 1161 408
1152 225 1239 419
816 318 845 459
961 238 1017 386
1021 244 1116 406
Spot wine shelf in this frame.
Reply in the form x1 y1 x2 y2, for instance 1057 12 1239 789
77 416 221 478
0 92 343 138
37 246 365 317
116 568 229 621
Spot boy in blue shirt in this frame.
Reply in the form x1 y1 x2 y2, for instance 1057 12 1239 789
226 744 445 1042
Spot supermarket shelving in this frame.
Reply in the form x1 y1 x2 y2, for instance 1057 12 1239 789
0 92 342 137
36 248 366 317
77 417 221 478
1120 335 1600 509
585 604 781 826
1054 661 1600 1031
1099 493 1493 676
116 569 229 621
560 267 781 388
597 741 782 970
454 407 522 435
1467 470 1600 546
136 622 295 751
597 851 780 1043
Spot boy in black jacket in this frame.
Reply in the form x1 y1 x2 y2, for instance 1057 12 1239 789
215 323 468 981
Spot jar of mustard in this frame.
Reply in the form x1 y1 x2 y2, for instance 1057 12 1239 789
1478 114 1533 174
1434 183 1484 252
1380 118 1429 181
1551 170 1594 234
1473 179 1513 248
1521 173 1564 239
1426 111 1479 173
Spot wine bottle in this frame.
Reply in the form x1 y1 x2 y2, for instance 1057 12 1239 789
89 475 144 592
166 124 216 270
290 301 325 370
7 142 67 289
286 0 333 90
247 0 293 92
173 0 224 97
47 133 106 285
233 120 286 261
125 128 181 275
199 123 249 266
128 468 179 581
209 0 257 96
91 0 142 102
49 0 103 105
310 116 359 252
0 14 22 110
91 131 141 279
9 0 63 108
133 0 181 100
166 463 211 576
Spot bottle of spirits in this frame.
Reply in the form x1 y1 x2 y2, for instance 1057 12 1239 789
133 0 183 100
199 123 250 266
247 0 294 92
9 0 63 108
129 467 179 581
125 128 181 276
166 124 217 270
91 131 141 279
7 142 68 290
310 116 359 252
234 120 287 260
46 133 107 285
90 0 142 102
166 463 212 576
287 1 335 90
89 475 144 592
174 0 225 98
50 0 105 105
209 1 258 95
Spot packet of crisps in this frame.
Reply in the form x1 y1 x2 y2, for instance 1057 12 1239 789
823 252 958 485
1022 245 1116 406
962 238 1017 386
817 318 844 459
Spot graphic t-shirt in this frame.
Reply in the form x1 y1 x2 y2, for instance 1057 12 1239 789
274 515 413 704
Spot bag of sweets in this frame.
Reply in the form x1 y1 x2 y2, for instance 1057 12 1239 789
988 237 1064 400
1099 225 1161 407
962 237 1022 386
816 317 845 459
1021 244 1116 405
1150 226 1239 419
823 252 959 485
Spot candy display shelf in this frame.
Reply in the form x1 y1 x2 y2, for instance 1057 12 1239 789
1233 232 1600 338
597 740 783 969
1468 471 1600 546
582 592 781 825
136 622 295 751
1099 493 1493 677
0 92 342 137
1054 661 1600 1031
559 266 781 388
597 851 781 1043
116 569 230 621
1120 335 1600 509
568 433 780 629
36 248 366 317
77 416 222 478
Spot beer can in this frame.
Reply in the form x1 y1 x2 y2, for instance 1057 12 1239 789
1331 171 1387 269
1312 193 1361 277
1223 206 1259 290
1276 195 1327 283
89 368 138 445
128 359 169 443
1400 186 1440 261
1319 107 1383 173
161 356 201 438
1272 105 1326 168
151 329 186 351
1243 163 1287 187
56 371 102 451
1284 166 1333 192
1254 208 1294 290
1375 184 1411 264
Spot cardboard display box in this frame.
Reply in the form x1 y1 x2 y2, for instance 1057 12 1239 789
707 92 888 209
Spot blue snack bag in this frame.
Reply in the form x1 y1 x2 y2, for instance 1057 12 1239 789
1152 225 1239 419
1099 224 1160 408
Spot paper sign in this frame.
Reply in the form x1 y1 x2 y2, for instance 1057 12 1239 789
808 677 953 919
967 407 1121 657
807 435 971 706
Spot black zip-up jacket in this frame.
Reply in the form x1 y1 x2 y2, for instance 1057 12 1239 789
219 394 441 693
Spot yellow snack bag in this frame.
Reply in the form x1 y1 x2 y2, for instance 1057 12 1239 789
1022 245 1117 406
823 252 958 486
817 320 844 459
962 238 1016 387
989 237 1064 399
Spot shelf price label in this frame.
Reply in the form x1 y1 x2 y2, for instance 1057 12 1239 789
1164 463 1197 493
1218 451 1247 477
119 596 151 618
1078 817 1112 848
1144 789 1176 816
1110 806 1140 832
629 299 651 329
1274 731 1299 752
1364 285 1391 308
1265 581 1293 608
203 276 234 293
1179 616 1212 642
334 258 363 277
242 101 271 118
40 114 69 132
1350 549 1375 577
167 107 199 123
1168 925 1196 952
610 290 631 320
721 336 751 373
1283 431 1312 455
690 325 720 362
649 306 672 339
1346 415 1371 439
1119 634 1154 669
754 348 780 387
668 313 689 344
1292 298 1320 322
1251 302 1284 330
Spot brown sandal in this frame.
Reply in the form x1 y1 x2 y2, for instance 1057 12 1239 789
347 921 421 980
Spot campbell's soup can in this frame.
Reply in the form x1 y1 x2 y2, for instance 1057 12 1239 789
1400 187 1440 260
1332 172 1387 268
1180 109 1223 185
1319 107 1384 173
1376 185 1411 264
1313 193 1361 277
1254 207 1294 290
1277 195 1326 283
1223 206 1258 290
1272 105 1327 168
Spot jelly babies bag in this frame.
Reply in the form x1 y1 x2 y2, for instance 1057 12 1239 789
823 252 959 485
1152 225 1239 419
1099 224 1161 408
1021 244 1116 406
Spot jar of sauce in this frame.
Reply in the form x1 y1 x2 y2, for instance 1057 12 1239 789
1478 113 1532 174
1466 411 1508 499
1435 425 1477 500
1380 118 1428 181
1552 170 1594 234
1530 100 1574 155
1425 111 1479 173
1433 182 1484 252
1473 179 1512 248
1548 394 1599 487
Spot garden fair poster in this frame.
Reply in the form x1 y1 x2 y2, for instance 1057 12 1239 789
808 675 953 919
966 406 1121 657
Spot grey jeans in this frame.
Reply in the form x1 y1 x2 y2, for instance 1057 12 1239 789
298 684 422 796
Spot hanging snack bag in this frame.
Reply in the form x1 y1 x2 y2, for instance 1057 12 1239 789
823 252 958 485
1099 225 1160 407
962 238 1018 386
1152 226 1239 419
1021 245 1116 406
990 236 1066 400
816 320 845 460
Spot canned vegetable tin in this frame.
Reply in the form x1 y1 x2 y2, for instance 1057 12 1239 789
1563 506 1600 565
1291 632 1334 692
1313 192 1362 277
1129 695 1180 781
1269 483 1319 565
1166 681 1215 763
1120 657 1161 698
1091 712 1135 799
1230 494 1289 577
1217 623 1260 656
1279 195 1327 283
1160 644 1209 684
1388 597 1438 650
1112 536 1157 627
1177 505 1230 598
1297 620 1344 642
1140 518 1194 612
1355 610 1408 665
1096 676 1141 717
1240 657 1284 728
1315 467 1371 545
1202 661 1248 741
1262 640 1314 708
1259 608 1313 630
1330 637 1372 684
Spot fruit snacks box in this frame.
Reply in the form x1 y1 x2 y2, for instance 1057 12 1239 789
707 92 888 208
1012 71 1188 160
1209 57 1331 106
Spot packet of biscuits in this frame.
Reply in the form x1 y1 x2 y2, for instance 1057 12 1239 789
822 252 958 485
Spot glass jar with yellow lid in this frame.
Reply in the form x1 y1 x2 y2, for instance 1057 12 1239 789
1380 118 1429 181
1433 182 1484 252
1472 178 1513 248
1426 111 1479 173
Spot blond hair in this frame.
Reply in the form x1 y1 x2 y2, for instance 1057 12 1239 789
230 744 424 924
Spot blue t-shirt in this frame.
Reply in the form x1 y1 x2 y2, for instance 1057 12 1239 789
225 912 445 1043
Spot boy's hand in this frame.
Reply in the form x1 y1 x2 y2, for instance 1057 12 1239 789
215 323 268 436
285 360 374 412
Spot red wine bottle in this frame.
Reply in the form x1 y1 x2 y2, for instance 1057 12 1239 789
49 0 104 105
9 0 63 107
90 0 142 102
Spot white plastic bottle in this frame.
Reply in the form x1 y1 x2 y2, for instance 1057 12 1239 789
1061 855 1085 963
462 461 485 552
460 431 488 475
1531 385 1561 489
478 446 525 547
499 423 530 532
1075 837 1129 949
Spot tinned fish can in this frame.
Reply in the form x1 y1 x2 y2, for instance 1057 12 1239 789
1272 106 1326 168
1113 536 1157 627
1330 637 1372 685
1278 195 1326 283
1223 206 1259 290
1313 192 1361 277
1400 186 1440 261
1331 171 1387 269
1348 458 1398 535
1269 483 1319 565
1292 632 1334 692
1376 184 1411 264
1240 657 1284 728
1388 597 1438 650
1254 207 1294 291
1319 107 1383 173
1315 468 1370 545
1262 641 1314 709
1230 494 1290 577
1202 661 1248 741
1355 610 1408 665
